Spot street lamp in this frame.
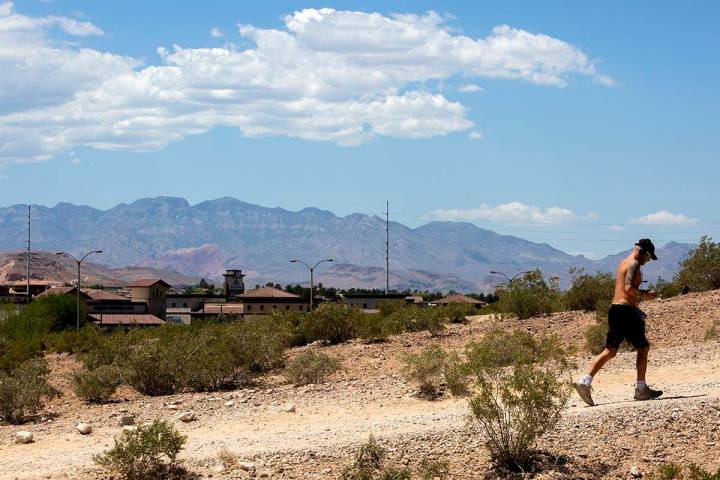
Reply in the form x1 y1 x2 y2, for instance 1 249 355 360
490 270 532 284
56 250 102 330
290 258 333 310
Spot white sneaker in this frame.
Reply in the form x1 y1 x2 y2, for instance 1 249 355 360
573 382 595 406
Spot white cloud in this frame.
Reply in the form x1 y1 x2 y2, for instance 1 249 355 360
430 201 590 224
458 84 483 93
0 5 614 163
468 131 483 140
70 156 81 165
630 210 698 225
609 224 625 232
210 27 223 38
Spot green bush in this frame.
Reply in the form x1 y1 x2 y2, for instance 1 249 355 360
439 304 475 323
284 350 342 385
230 316 291 372
401 344 449 398
585 318 609 354
80 329 133 370
300 303 360 345
355 313 390 343
73 364 123 403
0 358 58 424
377 300 405 317
340 435 411 480
0 307 51 371
647 462 720 480
45 324 104 354
388 306 446 337
563 268 614 312
496 270 560 319
126 338 183 396
653 277 682 299
674 236 720 292
418 457 450 480
443 351 469 397
94 420 188 480
466 331 572 471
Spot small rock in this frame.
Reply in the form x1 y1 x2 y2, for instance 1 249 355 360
167 404 178 411
284 403 296 413
118 415 135 427
211 463 225 474
15 431 33 444
631 466 642 478
76 423 92 435
238 461 256 472
178 412 196 422
122 425 138 433
258 468 272 478
224 400 235 407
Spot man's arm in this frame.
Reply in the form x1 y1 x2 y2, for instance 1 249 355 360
625 260 656 299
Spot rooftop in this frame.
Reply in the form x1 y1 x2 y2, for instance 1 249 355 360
126 279 171 288
239 286 300 299
437 294 487 305
89 313 165 326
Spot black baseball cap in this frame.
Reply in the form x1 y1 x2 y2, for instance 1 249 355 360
636 238 658 260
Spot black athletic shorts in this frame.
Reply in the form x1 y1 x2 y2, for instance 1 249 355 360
605 304 649 349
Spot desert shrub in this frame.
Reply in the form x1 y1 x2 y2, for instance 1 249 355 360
272 311 308 347
340 435 411 480
378 300 405 317
466 331 573 471
0 358 58 424
390 306 446 337
465 329 540 368
653 276 682 299
81 329 133 370
94 420 188 480
496 270 560 319
585 318 609 354
647 462 720 480
0 307 52 371
284 350 342 385
443 351 469 396
674 236 720 293
355 313 390 343
231 316 291 371
45 324 104 354
300 303 360 345
126 338 183 396
418 457 450 480
563 268 614 312
73 364 123 403
706 320 720 341
439 304 475 323
401 344 448 397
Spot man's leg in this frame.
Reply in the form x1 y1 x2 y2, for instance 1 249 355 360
589 347 617 377
574 347 617 406
636 345 649 381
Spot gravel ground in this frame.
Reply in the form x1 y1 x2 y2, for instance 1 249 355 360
1 290 719 479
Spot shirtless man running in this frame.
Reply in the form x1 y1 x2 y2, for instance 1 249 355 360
574 238 663 406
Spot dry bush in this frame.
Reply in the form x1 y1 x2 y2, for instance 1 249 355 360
94 420 190 480
465 331 573 471
647 462 720 480
418 457 450 480
300 303 360 345
402 344 446 397
72 364 123 403
339 435 411 480
354 313 390 343
585 318 609 354
0 358 58 424
496 270 561 319
284 350 342 385
705 320 720 341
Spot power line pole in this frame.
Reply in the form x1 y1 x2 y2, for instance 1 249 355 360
26 205 30 304
385 200 389 294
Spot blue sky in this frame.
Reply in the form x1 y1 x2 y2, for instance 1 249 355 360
0 1 718 258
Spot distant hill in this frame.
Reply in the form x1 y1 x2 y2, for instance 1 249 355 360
0 197 696 291
0 251 198 287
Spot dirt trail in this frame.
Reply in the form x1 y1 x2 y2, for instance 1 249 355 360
2 342 719 480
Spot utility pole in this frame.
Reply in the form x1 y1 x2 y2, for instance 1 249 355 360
26 206 30 304
385 200 389 294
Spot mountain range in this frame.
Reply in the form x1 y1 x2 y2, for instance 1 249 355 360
0 197 695 291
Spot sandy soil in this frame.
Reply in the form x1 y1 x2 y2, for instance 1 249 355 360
1 290 719 479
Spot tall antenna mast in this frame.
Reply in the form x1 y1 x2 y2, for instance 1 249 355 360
385 200 389 294
26 205 30 304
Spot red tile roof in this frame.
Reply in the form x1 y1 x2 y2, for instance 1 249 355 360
437 294 487 305
84 289 130 302
126 279 171 288
89 314 165 326
239 286 300 298
202 304 244 314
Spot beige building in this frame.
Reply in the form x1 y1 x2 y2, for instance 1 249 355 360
127 279 171 319
238 286 309 314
